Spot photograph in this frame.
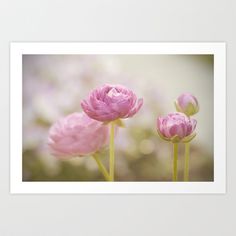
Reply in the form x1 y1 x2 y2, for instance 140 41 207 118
10 43 225 193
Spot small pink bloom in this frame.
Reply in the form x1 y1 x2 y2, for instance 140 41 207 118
81 84 143 122
175 93 199 116
157 112 197 143
47 112 109 158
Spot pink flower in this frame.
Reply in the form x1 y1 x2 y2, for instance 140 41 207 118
175 93 199 116
157 112 197 143
81 84 143 122
47 112 109 158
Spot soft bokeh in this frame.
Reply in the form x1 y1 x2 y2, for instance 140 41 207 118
23 55 213 181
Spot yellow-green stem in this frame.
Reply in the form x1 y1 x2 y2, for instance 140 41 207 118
93 154 111 181
173 143 178 181
109 121 115 181
184 142 190 181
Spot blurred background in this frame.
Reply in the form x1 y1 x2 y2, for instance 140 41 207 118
23 54 213 181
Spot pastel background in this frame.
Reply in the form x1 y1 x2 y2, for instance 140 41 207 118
23 54 213 181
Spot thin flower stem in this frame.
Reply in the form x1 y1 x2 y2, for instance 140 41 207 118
173 143 178 181
109 121 115 181
93 154 111 181
184 142 190 181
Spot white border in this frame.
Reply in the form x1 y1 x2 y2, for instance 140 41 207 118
10 42 226 194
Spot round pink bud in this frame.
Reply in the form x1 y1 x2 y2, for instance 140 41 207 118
47 112 109 158
81 84 143 122
157 112 197 143
175 93 199 116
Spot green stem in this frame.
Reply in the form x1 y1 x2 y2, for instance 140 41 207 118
93 154 111 181
184 142 190 181
173 143 178 181
109 121 115 181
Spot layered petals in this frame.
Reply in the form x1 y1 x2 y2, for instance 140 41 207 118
157 112 197 143
81 84 143 122
47 112 109 158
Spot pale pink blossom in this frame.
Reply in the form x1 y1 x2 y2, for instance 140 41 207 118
157 112 197 143
48 112 109 158
81 84 143 122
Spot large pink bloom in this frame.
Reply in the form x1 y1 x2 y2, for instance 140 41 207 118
157 112 197 143
47 112 109 158
81 84 143 122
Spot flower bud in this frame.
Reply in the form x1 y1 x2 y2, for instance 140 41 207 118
157 112 197 143
175 93 199 116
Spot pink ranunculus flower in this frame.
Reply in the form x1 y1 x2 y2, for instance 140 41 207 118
175 93 199 116
47 112 109 158
157 112 197 143
81 84 143 122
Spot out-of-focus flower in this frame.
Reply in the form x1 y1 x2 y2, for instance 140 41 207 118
47 112 109 158
175 93 199 116
157 112 197 143
81 84 143 122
